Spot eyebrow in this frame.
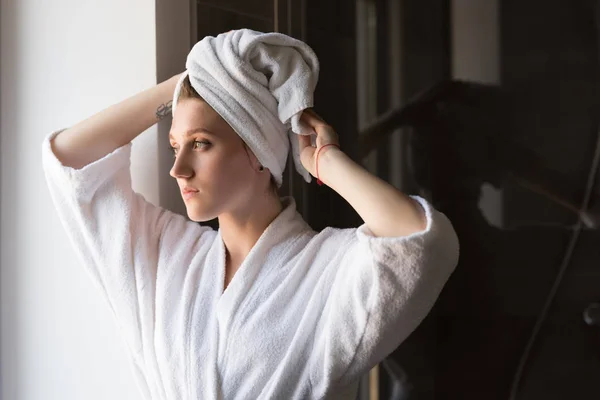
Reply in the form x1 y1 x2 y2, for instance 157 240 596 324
168 128 216 141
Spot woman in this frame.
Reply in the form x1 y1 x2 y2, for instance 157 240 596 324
42 30 458 400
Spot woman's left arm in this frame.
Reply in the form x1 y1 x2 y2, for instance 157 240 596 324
299 109 426 237
299 110 459 392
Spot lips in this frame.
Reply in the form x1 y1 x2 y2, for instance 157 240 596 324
182 190 199 201
182 186 199 194
181 187 199 201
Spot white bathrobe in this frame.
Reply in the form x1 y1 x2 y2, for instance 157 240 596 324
41 129 459 399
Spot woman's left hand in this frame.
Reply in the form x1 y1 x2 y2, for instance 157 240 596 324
298 109 341 178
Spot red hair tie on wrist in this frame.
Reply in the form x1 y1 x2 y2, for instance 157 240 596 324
315 143 340 186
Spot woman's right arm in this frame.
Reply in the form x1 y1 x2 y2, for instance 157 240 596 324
51 73 182 169
42 73 211 396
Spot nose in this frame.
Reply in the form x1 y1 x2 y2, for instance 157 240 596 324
169 151 195 179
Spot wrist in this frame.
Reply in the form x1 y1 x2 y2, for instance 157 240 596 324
154 76 181 121
166 73 184 92
317 146 345 186
172 71 185 82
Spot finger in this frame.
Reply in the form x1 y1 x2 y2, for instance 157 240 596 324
298 133 312 151
306 108 325 121
301 109 325 128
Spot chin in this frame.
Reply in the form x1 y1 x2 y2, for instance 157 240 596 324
187 211 211 223
186 206 218 223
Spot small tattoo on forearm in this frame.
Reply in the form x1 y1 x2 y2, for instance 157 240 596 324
156 100 173 121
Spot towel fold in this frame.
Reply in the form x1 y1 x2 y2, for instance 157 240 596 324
172 29 320 187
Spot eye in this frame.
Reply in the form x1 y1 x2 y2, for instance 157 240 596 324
192 140 210 150
168 140 210 158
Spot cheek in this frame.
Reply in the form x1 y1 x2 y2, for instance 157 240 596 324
226 156 255 183
204 150 254 186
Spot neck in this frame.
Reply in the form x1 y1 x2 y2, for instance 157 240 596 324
218 192 283 267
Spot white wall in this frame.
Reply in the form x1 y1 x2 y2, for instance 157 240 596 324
1 1 160 399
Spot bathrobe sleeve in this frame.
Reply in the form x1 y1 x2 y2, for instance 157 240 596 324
40 129 209 372
309 196 459 390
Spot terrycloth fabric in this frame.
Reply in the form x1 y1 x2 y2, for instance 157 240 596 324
172 29 320 187
41 129 459 399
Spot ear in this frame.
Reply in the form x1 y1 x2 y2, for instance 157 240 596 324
250 152 261 169
241 140 263 171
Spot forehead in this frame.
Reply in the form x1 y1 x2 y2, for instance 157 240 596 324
169 99 239 143
172 99 215 125
170 100 219 136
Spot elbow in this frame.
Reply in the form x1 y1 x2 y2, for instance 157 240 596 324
427 212 460 286
442 214 460 274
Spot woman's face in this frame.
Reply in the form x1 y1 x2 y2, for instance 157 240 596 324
169 98 263 222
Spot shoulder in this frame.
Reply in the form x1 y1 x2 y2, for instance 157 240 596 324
297 225 360 261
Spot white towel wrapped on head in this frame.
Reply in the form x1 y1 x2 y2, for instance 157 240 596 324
172 28 320 187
